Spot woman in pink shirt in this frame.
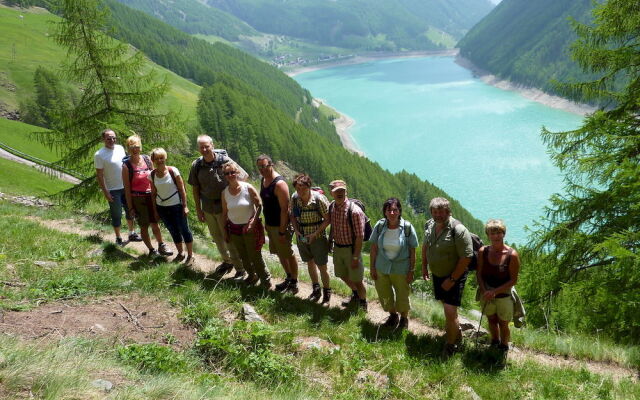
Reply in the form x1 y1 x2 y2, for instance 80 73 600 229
122 135 172 257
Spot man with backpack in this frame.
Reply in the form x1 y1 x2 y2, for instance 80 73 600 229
188 135 246 278
422 197 473 356
318 180 368 311
257 155 299 294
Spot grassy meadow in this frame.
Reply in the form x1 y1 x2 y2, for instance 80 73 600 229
0 163 638 399
0 5 200 118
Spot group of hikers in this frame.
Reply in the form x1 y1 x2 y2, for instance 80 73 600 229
95 129 521 356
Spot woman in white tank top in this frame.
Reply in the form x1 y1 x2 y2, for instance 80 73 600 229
221 162 271 287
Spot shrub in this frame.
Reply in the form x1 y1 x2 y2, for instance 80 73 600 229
118 343 188 374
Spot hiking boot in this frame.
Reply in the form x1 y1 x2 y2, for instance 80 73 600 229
214 262 234 276
321 288 332 305
244 274 259 285
442 343 458 358
287 281 299 295
148 248 160 258
398 316 409 330
158 242 173 256
232 270 247 280
128 232 143 242
184 255 194 267
490 339 500 348
115 237 124 246
173 253 185 263
275 279 290 292
382 313 399 328
307 285 322 302
260 278 272 289
358 299 368 312
341 293 358 308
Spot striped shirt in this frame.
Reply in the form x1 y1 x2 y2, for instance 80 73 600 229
291 191 329 235
330 198 365 245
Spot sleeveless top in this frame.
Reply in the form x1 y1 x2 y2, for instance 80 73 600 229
224 182 254 225
480 246 512 288
260 176 284 227
130 160 151 195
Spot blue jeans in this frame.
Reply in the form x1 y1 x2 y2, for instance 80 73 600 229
108 189 132 228
157 204 193 244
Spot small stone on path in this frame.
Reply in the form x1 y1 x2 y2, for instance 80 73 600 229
34 261 57 268
241 304 265 323
461 385 482 400
85 264 101 271
91 379 113 392
355 369 389 390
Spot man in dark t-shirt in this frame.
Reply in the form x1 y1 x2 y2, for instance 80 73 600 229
257 154 299 294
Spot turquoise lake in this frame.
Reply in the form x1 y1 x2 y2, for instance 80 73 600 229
294 56 584 244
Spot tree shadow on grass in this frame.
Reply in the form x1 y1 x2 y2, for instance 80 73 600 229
128 254 167 271
102 244 136 262
359 319 404 343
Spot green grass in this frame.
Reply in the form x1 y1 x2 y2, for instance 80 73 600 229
0 5 200 119
0 118 58 162
0 200 639 399
0 157 72 196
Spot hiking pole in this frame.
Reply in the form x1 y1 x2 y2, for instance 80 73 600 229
475 301 487 348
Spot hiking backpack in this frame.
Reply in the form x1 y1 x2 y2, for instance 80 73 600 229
425 218 484 271
192 149 230 176
374 219 412 239
123 154 152 183
150 167 180 204
329 199 373 243
450 219 484 271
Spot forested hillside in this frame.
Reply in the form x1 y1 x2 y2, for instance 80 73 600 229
115 0 257 41
102 0 339 144
201 0 494 50
1 1 485 235
457 0 594 96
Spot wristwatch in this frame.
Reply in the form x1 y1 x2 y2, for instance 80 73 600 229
352 256 359 260
448 276 457 283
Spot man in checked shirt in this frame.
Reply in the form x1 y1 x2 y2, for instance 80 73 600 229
317 180 367 311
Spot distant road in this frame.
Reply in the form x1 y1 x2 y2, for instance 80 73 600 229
0 147 81 184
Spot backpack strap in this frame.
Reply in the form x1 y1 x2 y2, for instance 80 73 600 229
404 220 411 238
151 167 180 204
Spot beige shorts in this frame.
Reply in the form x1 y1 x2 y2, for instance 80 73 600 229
333 246 364 282
481 295 514 322
265 224 294 258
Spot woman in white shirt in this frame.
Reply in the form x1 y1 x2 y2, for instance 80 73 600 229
369 198 419 330
221 162 271 287
149 148 194 265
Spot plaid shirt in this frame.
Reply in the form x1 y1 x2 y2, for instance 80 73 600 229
330 198 365 245
291 192 329 235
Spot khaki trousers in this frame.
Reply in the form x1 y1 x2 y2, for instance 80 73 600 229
230 231 270 282
375 273 411 313
203 211 243 272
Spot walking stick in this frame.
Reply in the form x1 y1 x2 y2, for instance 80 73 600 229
475 301 488 348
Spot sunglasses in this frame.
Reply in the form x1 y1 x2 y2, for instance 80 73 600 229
257 164 272 170
128 145 141 149
105 137 117 141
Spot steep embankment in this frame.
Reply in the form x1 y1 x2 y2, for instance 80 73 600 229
457 0 595 97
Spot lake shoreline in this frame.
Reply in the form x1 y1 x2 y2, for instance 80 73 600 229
291 50 458 155
454 55 597 116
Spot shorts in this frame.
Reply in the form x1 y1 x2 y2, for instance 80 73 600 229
481 295 514 322
333 246 364 282
297 235 330 265
132 195 158 228
432 271 468 307
265 224 294 258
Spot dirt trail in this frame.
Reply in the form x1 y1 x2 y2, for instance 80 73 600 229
17 215 640 381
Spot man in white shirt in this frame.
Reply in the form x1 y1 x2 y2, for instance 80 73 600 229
94 129 141 245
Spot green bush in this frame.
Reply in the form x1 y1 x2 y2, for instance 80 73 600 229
118 343 188 374
196 319 297 384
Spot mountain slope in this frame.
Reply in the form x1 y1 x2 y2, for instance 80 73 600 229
457 0 595 95
196 0 494 50
115 0 258 41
